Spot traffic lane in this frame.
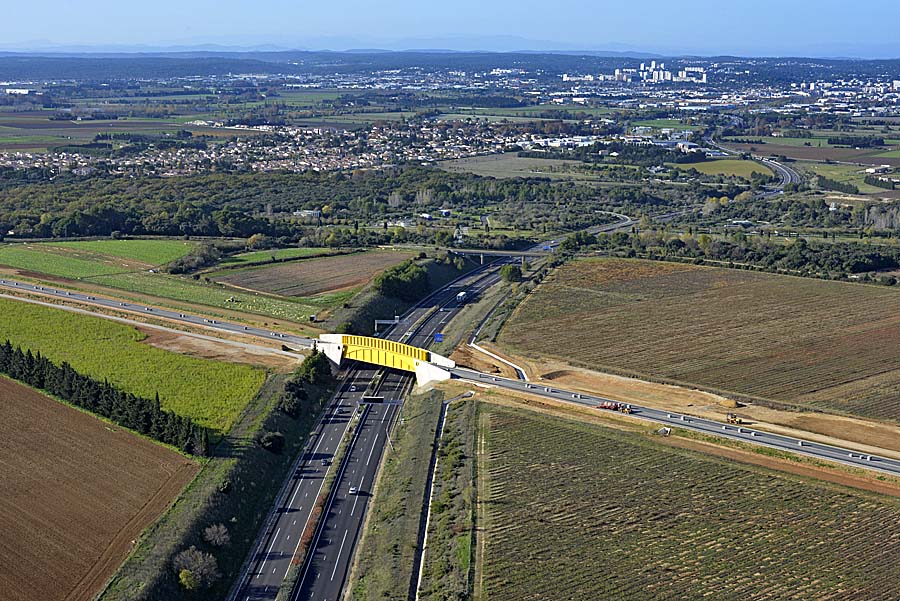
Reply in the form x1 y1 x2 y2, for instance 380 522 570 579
295 402 398 601
0 277 314 348
241 372 375 598
452 368 900 477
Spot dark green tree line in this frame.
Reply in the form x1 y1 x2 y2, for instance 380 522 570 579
0 340 209 455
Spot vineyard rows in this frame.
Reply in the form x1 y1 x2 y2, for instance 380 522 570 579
501 259 900 421
480 405 900 600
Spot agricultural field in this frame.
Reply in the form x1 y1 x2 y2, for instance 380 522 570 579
0 240 339 323
0 111 225 152
212 249 417 297
0 239 195 279
217 246 336 267
0 297 265 432
723 139 900 166
0 377 197 601
499 258 900 422
440 153 589 180
479 404 900 600
797 161 896 195
671 158 772 178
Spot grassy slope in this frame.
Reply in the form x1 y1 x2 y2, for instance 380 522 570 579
349 389 442 600
480 404 900 600
0 297 264 433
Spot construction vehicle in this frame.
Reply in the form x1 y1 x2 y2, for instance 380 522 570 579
726 413 743 425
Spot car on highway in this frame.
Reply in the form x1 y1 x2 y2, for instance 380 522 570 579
349 486 359 495
350 385 357 392
321 458 330 466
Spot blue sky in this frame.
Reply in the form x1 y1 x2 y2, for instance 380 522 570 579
4 0 899 57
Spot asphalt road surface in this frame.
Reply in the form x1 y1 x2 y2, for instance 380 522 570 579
451 368 900 477
292 265 507 601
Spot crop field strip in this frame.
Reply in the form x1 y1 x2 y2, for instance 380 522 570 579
479 404 900 600
0 297 265 432
0 240 340 322
0 377 197 601
500 258 900 421
212 248 417 297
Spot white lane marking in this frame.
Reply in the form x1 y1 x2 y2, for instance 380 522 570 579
331 530 349 581
350 477 364 517
366 434 379 466
257 527 281 575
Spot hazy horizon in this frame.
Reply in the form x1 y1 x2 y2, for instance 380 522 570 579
4 0 900 59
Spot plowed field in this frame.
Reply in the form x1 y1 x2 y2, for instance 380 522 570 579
212 249 415 297
0 378 197 601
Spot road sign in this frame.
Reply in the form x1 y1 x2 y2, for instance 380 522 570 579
434 333 444 342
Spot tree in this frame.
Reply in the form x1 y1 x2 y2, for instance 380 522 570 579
203 523 230 547
258 431 285 453
173 546 220 589
178 569 198 591
500 264 522 282
295 351 335 387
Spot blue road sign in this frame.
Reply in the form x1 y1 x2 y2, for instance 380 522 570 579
434 333 444 342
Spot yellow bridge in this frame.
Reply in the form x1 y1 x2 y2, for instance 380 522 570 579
317 334 455 384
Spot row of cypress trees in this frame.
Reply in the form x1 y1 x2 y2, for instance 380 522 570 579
0 340 210 456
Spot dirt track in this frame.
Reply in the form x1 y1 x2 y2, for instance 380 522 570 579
0 378 198 601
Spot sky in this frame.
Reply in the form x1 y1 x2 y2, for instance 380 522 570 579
3 0 899 58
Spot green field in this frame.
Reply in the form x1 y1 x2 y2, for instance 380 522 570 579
672 159 772 178
0 297 265 432
49 239 196 264
90 271 333 319
219 246 336 266
479 404 900 600
500 258 900 422
799 161 891 194
0 240 342 323
724 135 837 148
0 239 195 279
0 244 127 278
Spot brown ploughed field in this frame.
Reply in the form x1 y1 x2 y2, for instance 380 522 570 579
213 249 415 297
0 378 197 601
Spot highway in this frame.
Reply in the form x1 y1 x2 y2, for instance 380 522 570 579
291 265 507 601
757 156 802 188
451 368 900 477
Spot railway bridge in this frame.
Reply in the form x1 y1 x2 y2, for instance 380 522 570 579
317 334 454 384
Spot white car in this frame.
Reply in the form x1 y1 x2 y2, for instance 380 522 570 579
350 385 357 392
349 486 359 495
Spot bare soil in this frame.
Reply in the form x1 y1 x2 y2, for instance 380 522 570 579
214 250 416 297
138 327 300 371
468 342 900 459
0 378 198 601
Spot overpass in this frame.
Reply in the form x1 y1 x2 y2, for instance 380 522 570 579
317 334 455 384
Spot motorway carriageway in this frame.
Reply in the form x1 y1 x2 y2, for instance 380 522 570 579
451 368 900 478
290 264 506 601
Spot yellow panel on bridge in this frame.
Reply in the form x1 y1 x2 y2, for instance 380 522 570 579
342 335 429 373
